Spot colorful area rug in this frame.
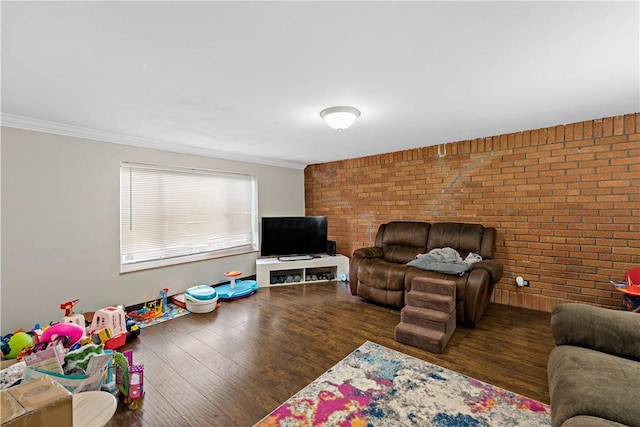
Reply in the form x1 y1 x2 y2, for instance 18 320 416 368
132 303 191 329
255 341 550 426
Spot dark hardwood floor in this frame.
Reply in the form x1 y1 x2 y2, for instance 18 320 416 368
107 281 554 427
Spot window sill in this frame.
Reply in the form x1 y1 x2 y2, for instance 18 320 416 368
120 246 258 274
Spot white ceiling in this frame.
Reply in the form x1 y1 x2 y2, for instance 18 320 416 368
2 1 639 169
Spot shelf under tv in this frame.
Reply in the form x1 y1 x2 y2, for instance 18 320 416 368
256 254 349 287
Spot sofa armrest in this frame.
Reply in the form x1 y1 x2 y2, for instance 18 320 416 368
470 260 503 283
464 268 495 327
551 303 640 361
349 247 383 296
353 246 383 259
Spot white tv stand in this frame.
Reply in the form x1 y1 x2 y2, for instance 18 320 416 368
256 254 349 287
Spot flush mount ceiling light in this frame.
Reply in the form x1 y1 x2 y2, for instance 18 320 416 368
320 106 361 131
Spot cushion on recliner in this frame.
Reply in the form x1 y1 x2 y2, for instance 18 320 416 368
427 223 484 257
357 258 408 292
381 222 430 263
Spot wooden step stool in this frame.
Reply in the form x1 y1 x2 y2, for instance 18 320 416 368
394 277 456 353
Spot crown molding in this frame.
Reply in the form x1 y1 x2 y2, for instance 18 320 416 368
0 113 306 170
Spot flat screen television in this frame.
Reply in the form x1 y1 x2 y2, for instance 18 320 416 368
260 216 328 259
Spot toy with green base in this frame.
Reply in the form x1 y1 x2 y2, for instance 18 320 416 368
114 349 144 409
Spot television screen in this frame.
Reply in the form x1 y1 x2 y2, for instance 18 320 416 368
260 216 328 257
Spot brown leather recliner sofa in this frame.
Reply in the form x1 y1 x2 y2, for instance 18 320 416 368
349 221 503 327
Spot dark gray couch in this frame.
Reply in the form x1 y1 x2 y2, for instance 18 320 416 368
548 303 640 427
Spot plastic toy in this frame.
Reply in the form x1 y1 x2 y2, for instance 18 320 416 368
29 324 45 345
128 289 169 322
60 299 80 316
40 322 85 348
32 335 68 353
610 267 640 312
114 349 144 410
160 288 168 312
225 270 242 287
125 317 140 341
185 285 219 313
58 299 87 333
63 313 86 328
90 307 127 350
0 335 11 356
3 332 33 359
626 268 640 291
80 328 113 346
216 271 259 300
101 349 117 393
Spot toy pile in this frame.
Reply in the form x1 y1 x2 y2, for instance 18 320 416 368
0 299 143 408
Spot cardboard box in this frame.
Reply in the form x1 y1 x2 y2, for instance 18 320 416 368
1 377 72 427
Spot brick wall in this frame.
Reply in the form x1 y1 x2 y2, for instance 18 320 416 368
304 113 640 312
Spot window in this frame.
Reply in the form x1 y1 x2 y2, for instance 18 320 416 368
120 162 258 272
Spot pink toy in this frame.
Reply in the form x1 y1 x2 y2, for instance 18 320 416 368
40 322 85 348
115 349 144 410
90 307 127 350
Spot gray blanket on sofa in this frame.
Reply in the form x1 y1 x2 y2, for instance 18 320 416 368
407 247 481 275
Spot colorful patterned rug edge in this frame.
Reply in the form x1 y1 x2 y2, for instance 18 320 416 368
254 340 551 426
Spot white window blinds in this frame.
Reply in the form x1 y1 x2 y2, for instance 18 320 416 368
120 162 258 272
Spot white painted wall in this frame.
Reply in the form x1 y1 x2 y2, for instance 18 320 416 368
0 127 305 334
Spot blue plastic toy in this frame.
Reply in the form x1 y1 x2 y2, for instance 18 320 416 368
217 271 259 300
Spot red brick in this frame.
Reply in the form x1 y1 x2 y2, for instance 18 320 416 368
305 113 638 314
613 116 625 135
